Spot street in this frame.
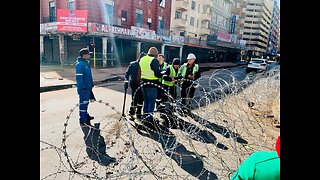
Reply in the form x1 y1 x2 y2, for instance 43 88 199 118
40 64 279 179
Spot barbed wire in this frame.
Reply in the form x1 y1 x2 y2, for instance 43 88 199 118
40 66 280 179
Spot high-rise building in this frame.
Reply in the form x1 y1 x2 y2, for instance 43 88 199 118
267 0 280 55
232 0 274 57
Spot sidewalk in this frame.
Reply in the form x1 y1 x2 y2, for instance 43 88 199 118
40 62 242 93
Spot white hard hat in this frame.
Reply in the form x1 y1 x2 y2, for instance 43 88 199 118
187 53 196 60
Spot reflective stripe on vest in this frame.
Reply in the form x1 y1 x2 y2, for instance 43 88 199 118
181 63 199 77
158 62 168 83
162 65 180 86
139 55 158 80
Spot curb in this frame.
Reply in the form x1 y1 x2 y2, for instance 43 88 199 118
40 76 120 93
40 64 247 93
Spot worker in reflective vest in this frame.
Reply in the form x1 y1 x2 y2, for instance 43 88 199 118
139 47 163 121
180 53 201 112
161 58 182 112
156 54 168 110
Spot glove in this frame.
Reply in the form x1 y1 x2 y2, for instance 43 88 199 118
90 90 96 102
124 80 129 90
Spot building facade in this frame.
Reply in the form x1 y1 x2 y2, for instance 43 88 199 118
267 0 280 55
40 0 174 66
231 0 273 58
40 0 243 66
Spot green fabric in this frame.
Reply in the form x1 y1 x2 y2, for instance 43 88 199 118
158 62 168 83
230 151 280 180
180 63 199 78
139 55 158 80
162 65 180 86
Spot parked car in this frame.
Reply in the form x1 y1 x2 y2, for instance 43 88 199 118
246 58 269 73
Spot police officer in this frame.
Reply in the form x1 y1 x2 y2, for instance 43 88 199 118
180 53 201 112
139 47 163 121
75 48 95 127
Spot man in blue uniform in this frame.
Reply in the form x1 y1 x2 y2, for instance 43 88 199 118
75 48 95 127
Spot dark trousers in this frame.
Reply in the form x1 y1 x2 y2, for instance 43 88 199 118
181 82 195 107
162 84 177 112
129 85 143 115
141 86 157 116
156 84 164 109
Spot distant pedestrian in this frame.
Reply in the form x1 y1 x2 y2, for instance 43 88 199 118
124 52 146 119
75 48 95 127
180 53 201 112
139 47 163 122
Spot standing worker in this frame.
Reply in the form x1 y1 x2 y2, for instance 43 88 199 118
156 54 168 110
180 53 201 112
75 48 95 127
124 52 146 120
139 47 163 122
161 58 182 112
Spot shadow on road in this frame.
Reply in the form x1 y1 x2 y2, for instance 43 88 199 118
136 123 218 180
80 123 116 166
188 112 248 144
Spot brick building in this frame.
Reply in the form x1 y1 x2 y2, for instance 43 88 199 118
40 0 175 66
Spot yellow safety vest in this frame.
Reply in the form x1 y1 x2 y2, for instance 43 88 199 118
158 62 168 83
180 63 199 78
162 65 180 86
139 55 158 80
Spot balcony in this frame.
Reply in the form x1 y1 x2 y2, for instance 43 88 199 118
173 18 187 28
175 0 189 12
202 12 211 22
199 28 210 35
203 0 213 8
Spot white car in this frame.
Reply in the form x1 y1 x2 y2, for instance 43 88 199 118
246 58 269 73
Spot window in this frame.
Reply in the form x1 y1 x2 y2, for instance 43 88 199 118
175 11 182 19
105 4 114 24
197 19 199 27
147 17 152 28
191 1 196 10
68 0 75 10
236 2 241 8
212 12 217 23
49 1 55 22
160 0 165 8
135 9 144 27
201 21 207 28
190 17 194 26
158 16 164 33
198 4 200 13
121 10 127 22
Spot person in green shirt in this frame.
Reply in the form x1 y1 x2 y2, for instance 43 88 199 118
230 136 280 180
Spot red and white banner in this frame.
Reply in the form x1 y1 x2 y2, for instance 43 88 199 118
217 31 231 42
57 9 88 33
